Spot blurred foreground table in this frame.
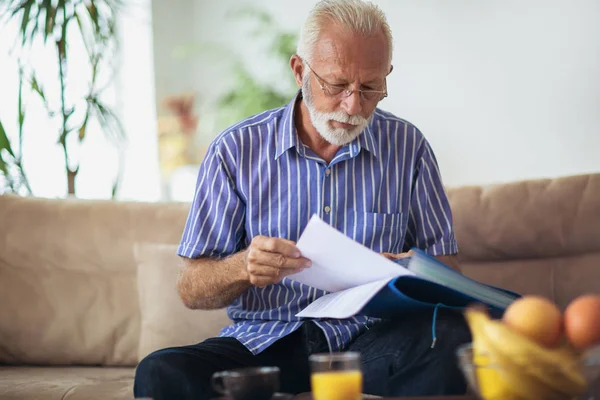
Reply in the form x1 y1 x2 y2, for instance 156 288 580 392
295 394 475 400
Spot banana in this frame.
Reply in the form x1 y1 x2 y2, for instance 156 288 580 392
478 311 587 398
477 325 572 400
466 308 526 400
471 345 524 400
464 307 588 400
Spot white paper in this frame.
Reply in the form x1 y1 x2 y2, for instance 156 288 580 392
296 277 393 319
289 214 415 292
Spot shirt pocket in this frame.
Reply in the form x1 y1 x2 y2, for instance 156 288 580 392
347 211 408 254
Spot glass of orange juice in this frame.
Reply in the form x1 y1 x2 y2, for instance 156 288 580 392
309 352 362 400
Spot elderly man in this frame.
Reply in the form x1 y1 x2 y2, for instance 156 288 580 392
134 0 470 398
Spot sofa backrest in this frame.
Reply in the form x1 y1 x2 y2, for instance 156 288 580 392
1 173 598 366
449 173 600 310
0 194 191 366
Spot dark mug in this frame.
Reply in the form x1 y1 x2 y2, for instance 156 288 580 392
211 366 280 400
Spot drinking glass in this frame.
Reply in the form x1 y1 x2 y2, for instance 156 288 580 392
309 352 362 400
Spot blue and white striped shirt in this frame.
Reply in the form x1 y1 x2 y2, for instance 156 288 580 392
178 91 458 355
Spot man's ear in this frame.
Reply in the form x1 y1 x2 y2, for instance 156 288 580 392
389 64 394 75
290 54 304 88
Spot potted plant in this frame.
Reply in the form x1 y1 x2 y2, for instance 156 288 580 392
0 0 125 197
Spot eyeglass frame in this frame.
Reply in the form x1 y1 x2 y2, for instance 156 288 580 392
303 59 389 102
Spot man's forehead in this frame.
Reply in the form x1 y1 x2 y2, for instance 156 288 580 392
311 42 389 80
311 25 390 74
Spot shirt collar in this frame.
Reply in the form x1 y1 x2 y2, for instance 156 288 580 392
275 90 379 160
357 119 379 158
275 91 302 160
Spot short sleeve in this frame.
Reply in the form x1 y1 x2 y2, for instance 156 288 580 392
178 141 246 259
403 139 458 256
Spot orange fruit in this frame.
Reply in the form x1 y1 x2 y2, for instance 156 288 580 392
564 294 600 350
502 295 563 348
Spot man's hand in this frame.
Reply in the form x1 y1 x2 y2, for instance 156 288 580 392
244 236 312 288
381 250 414 261
381 250 461 273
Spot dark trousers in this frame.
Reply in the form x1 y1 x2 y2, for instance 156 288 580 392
134 309 471 400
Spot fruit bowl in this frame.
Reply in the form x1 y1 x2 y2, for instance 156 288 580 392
456 342 600 400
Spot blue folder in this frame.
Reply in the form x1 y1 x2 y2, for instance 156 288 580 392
358 249 521 319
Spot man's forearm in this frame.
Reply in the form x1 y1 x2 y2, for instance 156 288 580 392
177 251 251 310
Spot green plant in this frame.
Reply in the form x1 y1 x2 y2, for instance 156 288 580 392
0 66 32 195
176 7 299 132
214 7 299 129
0 0 125 197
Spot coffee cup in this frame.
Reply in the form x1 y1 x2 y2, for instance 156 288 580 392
211 366 280 400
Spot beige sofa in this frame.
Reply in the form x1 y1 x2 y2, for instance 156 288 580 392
1 173 599 399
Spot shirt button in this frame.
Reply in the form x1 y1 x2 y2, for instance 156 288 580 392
325 169 331 177
324 205 331 213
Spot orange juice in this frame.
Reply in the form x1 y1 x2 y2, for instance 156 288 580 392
311 370 362 400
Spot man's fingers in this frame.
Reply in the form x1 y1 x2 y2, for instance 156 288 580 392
247 262 307 278
278 267 304 279
262 251 311 270
381 251 414 260
247 248 311 270
250 235 302 258
249 274 275 288
248 265 305 288
247 264 280 278
245 236 311 289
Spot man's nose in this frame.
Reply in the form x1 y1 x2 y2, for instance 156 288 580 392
341 91 362 116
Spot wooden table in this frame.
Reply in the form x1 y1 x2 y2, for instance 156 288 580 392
295 394 476 400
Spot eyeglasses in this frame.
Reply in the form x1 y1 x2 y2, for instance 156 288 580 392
304 61 388 102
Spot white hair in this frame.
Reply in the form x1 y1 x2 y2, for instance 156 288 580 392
297 0 393 65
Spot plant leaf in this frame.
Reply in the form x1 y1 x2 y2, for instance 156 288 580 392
28 3 44 45
0 150 16 195
87 97 125 144
86 0 100 37
0 119 16 162
44 0 58 43
18 98 25 131
111 171 120 198
74 10 92 57
17 0 33 45
79 112 89 141
30 74 46 102
0 152 9 176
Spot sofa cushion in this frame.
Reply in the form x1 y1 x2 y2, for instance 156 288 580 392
0 195 190 366
462 252 600 310
0 366 134 400
134 242 231 361
448 173 600 262
447 173 600 310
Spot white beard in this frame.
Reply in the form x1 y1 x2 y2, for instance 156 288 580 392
302 73 370 146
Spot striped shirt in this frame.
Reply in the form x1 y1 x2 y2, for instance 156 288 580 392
178 91 458 355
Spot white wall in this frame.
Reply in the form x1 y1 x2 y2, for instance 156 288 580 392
377 0 600 186
3 1 596 201
115 0 162 201
156 0 600 193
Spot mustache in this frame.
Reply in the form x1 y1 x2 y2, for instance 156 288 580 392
327 112 368 126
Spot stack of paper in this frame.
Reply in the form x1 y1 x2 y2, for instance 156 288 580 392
287 215 520 319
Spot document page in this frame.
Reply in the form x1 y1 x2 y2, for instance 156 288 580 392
296 277 393 319
288 215 414 292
